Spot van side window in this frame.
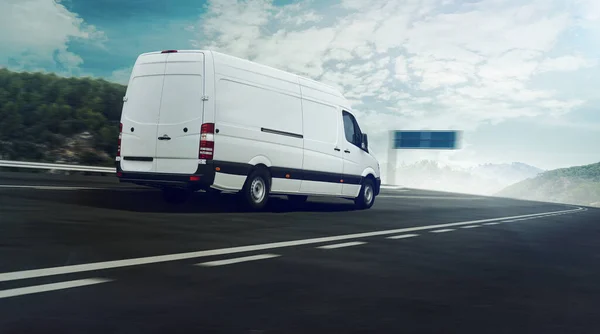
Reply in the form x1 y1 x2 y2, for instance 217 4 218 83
342 111 362 147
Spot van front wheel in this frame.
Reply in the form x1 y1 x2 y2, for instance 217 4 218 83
241 170 270 210
354 178 375 210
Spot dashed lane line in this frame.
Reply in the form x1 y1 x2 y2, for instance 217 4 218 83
317 241 366 249
483 222 501 226
0 206 585 283
387 234 420 240
196 254 280 267
431 229 455 233
0 278 112 299
503 218 533 222
460 225 481 229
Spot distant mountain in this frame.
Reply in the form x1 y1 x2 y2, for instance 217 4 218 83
496 162 600 207
389 160 543 195
469 162 544 186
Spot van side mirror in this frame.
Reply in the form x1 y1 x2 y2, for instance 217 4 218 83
361 133 369 151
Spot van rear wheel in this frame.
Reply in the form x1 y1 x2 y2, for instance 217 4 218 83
162 188 191 204
354 178 375 210
241 169 270 210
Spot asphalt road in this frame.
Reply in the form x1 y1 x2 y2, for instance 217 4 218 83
0 171 599 334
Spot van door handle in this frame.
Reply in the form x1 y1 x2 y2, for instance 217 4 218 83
158 135 171 141
334 147 341 152
344 149 351 153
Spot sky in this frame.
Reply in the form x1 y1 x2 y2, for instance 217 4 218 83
2 0 600 170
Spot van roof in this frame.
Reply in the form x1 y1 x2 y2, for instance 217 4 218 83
139 49 348 104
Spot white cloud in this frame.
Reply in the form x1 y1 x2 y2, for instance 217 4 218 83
253 27 337 78
0 0 105 72
109 67 133 85
576 0 600 22
538 55 597 73
192 0 600 165
274 3 321 25
478 50 540 81
394 56 409 82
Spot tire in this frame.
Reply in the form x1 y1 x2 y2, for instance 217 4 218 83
287 195 308 204
354 178 376 210
162 188 191 204
241 169 270 210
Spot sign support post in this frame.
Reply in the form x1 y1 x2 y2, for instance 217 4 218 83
386 130 461 186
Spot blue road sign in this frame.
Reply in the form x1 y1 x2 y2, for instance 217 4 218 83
393 130 461 149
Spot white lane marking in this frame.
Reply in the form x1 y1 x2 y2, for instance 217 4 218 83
0 278 112 299
378 195 484 200
503 217 533 222
380 186 405 189
483 222 500 226
387 234 420 240
460 225 480 229
0 185 103 190
431 229 455 233
196 254 280 267
0 206 584 282
317 241 366 249
0 185 143 191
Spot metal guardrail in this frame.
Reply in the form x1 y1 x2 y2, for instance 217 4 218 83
0 160 115 173
0 160 403 187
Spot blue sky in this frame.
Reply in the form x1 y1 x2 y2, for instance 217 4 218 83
1 0 600 170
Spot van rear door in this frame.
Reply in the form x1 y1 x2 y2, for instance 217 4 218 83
154 52 206 174
120 53 167 173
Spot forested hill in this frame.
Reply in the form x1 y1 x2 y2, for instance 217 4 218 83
496 162 600 207
0 69 126 166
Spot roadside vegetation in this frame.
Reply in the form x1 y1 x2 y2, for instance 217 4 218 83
0 68 125 166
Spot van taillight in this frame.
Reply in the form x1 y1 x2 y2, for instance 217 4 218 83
199 122 215 160
117 122 123 157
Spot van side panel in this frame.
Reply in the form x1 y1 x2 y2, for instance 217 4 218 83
298 97 343 195
297 77 348 195
120 54 167 173
154 52 205 174
212 53 304 193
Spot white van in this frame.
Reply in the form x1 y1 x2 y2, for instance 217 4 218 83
116 49 381 210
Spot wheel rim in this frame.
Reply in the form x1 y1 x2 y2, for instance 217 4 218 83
364 184 373 205
250 177 266 203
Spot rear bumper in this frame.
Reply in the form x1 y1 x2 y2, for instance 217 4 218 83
116 161 216 190
375 177 381 195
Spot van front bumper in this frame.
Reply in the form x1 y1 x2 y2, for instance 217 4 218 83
116 161 216 190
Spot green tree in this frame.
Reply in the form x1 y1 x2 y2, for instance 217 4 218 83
0 68 126 163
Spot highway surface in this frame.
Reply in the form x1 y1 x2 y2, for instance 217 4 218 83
0 171 599 333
